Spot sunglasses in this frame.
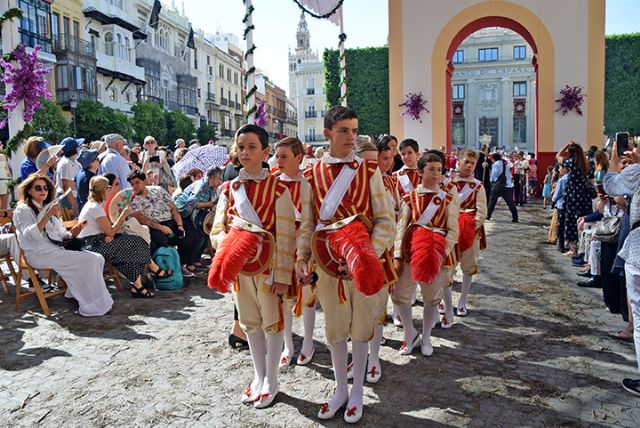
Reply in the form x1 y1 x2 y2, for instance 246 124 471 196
34 185 50 192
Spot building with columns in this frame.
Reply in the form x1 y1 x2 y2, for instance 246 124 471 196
288 12 325 144
451 28 535 152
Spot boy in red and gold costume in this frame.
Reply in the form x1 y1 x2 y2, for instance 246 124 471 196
297 106 395 423
208 125 296 409
272 137 317 368
451 148 487 316
393 153 460 357
393 138 421 198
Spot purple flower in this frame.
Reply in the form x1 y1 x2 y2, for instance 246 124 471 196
555 85 585 116
399 92 430 122
0 44 52 128
255 100 269 128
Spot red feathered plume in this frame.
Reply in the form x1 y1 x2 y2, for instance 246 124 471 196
458 211 476 253
208 227 261 292
410 227 447 283
326 221 385 296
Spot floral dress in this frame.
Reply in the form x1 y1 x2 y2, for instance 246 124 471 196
562 159 592 243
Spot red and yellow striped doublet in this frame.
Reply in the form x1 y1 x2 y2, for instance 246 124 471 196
454 179 487 250
402 190 456 268
219 174 287 234
303 159 378 223
393 168 420 197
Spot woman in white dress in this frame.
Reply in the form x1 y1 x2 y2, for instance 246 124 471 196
13 174 113 316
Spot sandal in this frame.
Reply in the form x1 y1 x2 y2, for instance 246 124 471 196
150 267 173 279
608 330 634 343
131 285 155 298
229 334 249 350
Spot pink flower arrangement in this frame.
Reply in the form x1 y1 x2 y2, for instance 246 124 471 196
0 44 52 129
255 99 269 128
555 85 585 116
399 92 430 122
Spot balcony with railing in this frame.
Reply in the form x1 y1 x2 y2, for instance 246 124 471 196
53 34 96 58
205 92 217 105
220 97 228 107
307 88 315 95
181 105 198 116
305 135 326 142
305 110 317 119
220 129 234 138
139 94 164 107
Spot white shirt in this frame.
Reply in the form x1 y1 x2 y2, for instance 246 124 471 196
55 156 82 196
78 201 107 238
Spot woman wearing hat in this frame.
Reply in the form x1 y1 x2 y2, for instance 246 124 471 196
75 149 100 212
55 137 84 217
20 136 58 181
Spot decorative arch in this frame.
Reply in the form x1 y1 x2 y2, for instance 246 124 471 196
431 1 556 157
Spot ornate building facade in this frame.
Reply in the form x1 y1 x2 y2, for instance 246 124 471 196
288 13 325 144
451 28 536 152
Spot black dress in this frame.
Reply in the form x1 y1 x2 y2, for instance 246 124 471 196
562 159 592 243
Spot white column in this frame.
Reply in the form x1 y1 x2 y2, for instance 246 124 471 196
465 79 476 148
501 77 512 151
527 79 535 153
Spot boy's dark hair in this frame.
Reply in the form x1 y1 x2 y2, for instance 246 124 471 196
426 149 446 169
378 134 397 147
418 153 444 170
375 139 391 153
324 105 358 130
235 124 270 149
206 166 223 179
399 138 419 153
127 170 146 182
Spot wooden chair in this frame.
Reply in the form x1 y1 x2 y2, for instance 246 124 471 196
15 247 67 317
0 216 18 296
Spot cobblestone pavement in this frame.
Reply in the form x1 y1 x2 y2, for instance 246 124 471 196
1 202 639 427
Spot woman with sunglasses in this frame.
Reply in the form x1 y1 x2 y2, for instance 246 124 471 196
13 175 113 316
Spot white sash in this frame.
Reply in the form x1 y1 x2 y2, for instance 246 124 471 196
398 171 415 193
319 157 362 223
458 179 481 204
230 178 263 227
417 189 447 227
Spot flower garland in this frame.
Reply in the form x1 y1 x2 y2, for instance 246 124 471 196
255 100 269 127
399 92 430 122
555 85 586 116
0 44 52 129
242 0 258 121
291 0 344 19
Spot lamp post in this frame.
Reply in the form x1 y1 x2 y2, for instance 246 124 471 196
69 94 78 137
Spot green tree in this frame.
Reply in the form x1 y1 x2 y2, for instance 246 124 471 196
196 123 218 143
604 33 640 138
165 110 195 148
75 99 132 142
132 100 166 144
324 46 390 137
31 98 71 144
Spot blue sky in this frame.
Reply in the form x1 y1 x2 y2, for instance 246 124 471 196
183 0 640 92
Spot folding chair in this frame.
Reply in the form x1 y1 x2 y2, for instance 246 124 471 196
15 247 67 317
0 216 19 296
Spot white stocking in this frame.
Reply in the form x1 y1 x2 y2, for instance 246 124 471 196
397 303 417 344
328 340 349 408
368 324 383 370
263 330 283 394
246 331 266 391
282 303 294 357
442 287 454 323
300 305 316 356
457 274 472 310
348 340 368 409
422 304 438 345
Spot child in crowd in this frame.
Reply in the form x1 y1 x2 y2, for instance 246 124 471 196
542 165 554 209
552 164 569 252
273 137 317 368
393 139 421 197
393 153 459 357
208 124 296 409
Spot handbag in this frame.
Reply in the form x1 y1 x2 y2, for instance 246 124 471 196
47 235 87 251
121 217 151 244
594 216 621 243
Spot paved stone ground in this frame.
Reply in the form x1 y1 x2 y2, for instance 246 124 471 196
1 202 639 427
